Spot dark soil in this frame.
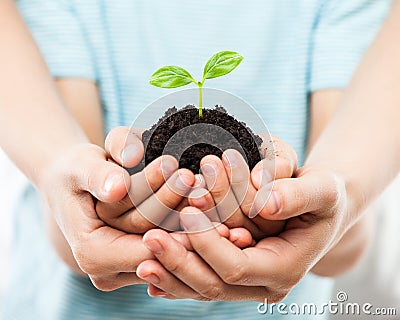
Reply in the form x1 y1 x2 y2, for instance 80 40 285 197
135 105 262 174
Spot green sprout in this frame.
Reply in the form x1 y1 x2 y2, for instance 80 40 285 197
149 50 243 117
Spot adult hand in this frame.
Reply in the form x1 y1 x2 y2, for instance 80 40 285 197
40 137 243 293
137 164 348 302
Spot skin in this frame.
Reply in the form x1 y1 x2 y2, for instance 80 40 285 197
0 1 228 288
133 1 400 301
96 134 294 238
0 1 257 289
2 0 399 299
114 90 372 301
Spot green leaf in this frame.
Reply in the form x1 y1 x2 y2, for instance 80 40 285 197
202 51 243 81
149 66 196 88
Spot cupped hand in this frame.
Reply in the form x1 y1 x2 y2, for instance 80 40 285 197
38 138 240 291
96 127 256 248
137 168 345 303
96 127 196 233
188 135 297 240
38 141 152 291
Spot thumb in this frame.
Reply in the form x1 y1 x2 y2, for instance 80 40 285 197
252 170 341 220
76 146 131 203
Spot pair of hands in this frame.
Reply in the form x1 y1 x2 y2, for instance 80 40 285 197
39 126 345 302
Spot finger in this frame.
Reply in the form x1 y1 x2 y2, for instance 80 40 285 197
193 174 206 189
105 169 195 233
159 199 187 232
179 207 292 288
161 193 223 231
170 223 229 251
188 188 219 222
253 170 341 220
129 155 179 206
228 228 254 248
74 145 130 203
136 260 201 300
77 229 154 274
251 135 298 189
222 149 286 236
96 155 178 219
142 228 268 301
201 156 265 239
147 285 176 299
105 126 144 168
200 156 259 233
90 272 147 292
222 149 254 213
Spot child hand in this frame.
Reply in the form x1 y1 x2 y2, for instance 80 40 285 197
188 135 298 240
96 126 196 233
95 126 255 248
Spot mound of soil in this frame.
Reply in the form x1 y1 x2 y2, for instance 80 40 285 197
139 105 263 173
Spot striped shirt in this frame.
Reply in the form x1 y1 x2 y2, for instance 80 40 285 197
1 1 389 319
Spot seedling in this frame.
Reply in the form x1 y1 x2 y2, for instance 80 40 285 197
149 50 243 117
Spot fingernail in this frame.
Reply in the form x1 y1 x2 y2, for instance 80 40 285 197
142 273 160 285
122 144 141 164
154 292 168 298
147 287 168 298
175 172 193 190
201 163 217 176
103 173 122 194
144 239 163 255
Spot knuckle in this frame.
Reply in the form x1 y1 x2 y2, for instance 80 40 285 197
222 264 248 285
158 192 180 209
75 254 97 275
73 245 95 275
90 276 117 292
286 268 304 288
326 176 343 208
73 241 105 276
326 188 340 209
165 257 183 274
209 182 229 198
199 284 225 300
285 275 300 289
129 211 154 233
290 180 308 213
145 170 162 192
268 291 289 304
165 247 190 273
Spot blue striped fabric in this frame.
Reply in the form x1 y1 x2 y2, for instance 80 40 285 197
1 1 389 319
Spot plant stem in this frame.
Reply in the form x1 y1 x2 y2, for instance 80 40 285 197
198 83 203 117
